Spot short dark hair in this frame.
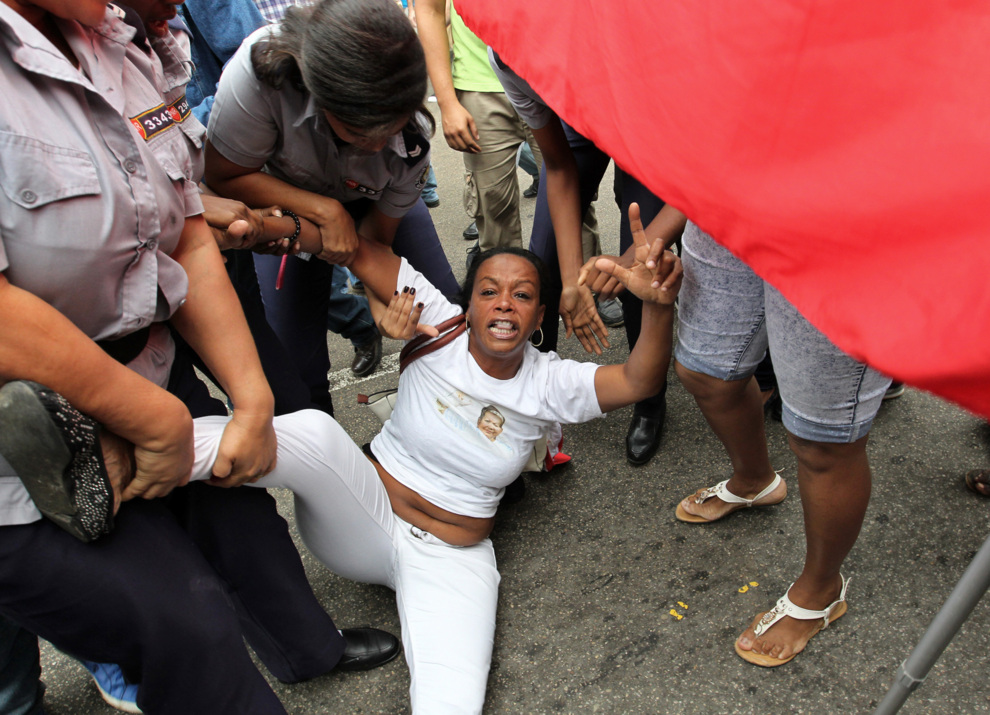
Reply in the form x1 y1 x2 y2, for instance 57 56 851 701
251 0 434 138
456 247 550 311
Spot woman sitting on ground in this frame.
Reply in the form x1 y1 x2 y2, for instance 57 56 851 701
212 202 680 712
17 202 680 712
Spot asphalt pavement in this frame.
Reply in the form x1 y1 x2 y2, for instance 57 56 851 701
39 104 990 715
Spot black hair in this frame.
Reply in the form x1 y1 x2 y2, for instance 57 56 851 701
455 247 550 311
251 0 435 139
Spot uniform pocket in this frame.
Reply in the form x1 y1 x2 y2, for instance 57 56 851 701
0 132 100 209
155 153 188 184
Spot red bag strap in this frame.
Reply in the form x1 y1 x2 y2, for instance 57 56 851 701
398 313 466 374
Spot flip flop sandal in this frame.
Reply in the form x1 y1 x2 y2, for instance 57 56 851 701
675 471 785 523
735 575 850 667
0 381 114 542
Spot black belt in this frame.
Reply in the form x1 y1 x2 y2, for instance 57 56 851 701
97 326 151 365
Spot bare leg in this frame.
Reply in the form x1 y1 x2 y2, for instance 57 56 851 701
674 363 784 520
736 434 871 661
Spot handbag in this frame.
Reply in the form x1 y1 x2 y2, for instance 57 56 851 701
357 313 565 473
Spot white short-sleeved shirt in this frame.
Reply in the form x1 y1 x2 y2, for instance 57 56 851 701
207 28 432 218
371 260 603 518
487 46 555 131
0 6 205 525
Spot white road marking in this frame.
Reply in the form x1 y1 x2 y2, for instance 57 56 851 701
328 351 400 392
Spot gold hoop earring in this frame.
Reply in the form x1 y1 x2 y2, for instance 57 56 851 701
530 327 544 348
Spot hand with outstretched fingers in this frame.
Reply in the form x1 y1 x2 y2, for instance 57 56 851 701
379 286 439 341
560 282 609 355
578 250 629 302
643 220 685 293
580 202 683 306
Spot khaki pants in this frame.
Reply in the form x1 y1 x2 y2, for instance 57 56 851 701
458 90 542 250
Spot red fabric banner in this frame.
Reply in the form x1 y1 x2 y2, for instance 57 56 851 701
458 0 990 418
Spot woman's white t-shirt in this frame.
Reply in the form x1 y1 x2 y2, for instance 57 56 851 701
371 260 603 518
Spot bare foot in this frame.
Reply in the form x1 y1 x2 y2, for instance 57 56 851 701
100 430 134 514
676 473 786 522
735 578 846 666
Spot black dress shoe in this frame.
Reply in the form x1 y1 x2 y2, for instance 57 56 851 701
523 176 539 198
625 398 667 466
351 333 382 378
335 628 401 672
463 221 479 240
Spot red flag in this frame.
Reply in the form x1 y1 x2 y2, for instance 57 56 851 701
459 0 990 418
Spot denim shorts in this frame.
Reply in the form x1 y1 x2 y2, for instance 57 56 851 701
674 222 890 443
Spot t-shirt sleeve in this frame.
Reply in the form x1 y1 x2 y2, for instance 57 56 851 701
488 46 555 131
396 257 461 329
539 353 603 424
206 28 281 169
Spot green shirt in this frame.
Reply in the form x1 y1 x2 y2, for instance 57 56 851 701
450 3 505 92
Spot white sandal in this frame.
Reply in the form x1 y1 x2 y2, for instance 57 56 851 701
735 576 850 667
675 471 785 523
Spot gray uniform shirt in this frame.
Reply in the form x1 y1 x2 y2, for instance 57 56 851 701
207 27 432 219
0 6 205 525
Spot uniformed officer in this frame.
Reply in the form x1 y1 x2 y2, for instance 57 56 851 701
0 2 396 712
204 0 459 412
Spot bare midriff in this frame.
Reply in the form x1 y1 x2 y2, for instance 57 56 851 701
367 455 495 547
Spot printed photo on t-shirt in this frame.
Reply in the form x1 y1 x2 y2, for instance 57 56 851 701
435 390 513 458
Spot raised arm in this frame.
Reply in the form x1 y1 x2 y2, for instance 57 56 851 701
581 202 688 299
588 203 683 412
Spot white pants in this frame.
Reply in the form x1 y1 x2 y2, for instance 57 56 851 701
190 411 500 715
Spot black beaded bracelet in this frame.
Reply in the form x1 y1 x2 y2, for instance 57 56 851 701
281 209 301 244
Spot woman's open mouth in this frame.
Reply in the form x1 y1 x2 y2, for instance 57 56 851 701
488 319 517 340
